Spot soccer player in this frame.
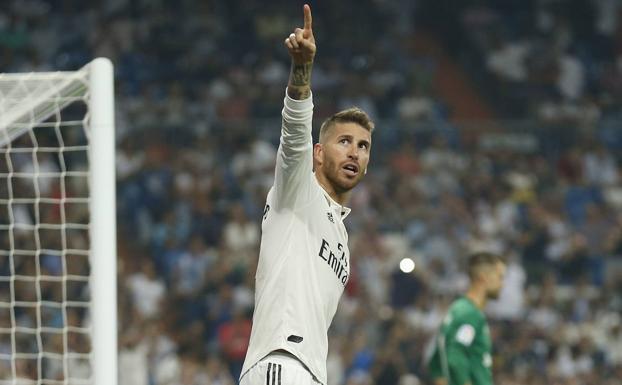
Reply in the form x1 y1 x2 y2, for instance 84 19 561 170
428 252 507 385
239 4 374 385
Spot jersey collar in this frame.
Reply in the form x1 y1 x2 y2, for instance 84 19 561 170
319 186 351 220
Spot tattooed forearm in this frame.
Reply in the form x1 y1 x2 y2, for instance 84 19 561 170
291 62 312 86
287 62 313 100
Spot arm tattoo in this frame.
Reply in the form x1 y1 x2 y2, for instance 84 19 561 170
287 62 313 100
291 62 312 86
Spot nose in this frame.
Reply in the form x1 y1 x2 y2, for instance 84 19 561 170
348 145 359 160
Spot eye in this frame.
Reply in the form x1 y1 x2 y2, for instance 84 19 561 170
340 138 350 144
359 142 369 150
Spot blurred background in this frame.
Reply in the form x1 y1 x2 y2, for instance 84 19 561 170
1 0 622 384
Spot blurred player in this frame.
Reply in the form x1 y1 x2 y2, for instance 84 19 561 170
428 252 506 385
239 4 374 385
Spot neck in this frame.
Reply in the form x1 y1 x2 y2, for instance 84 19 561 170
466 285 487 310
315 172 350 206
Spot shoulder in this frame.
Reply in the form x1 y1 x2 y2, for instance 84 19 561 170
447 298 485 346
450 298 484 322
449 298 473 318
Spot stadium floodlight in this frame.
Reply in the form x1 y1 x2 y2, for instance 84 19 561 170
0 58 117 385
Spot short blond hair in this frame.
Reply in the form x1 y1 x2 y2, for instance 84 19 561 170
467 252 504 280
319 107 375 143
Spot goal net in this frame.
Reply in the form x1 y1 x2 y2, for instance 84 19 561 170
0 59 117 385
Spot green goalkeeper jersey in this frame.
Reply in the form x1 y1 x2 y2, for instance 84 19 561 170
428 297 493 385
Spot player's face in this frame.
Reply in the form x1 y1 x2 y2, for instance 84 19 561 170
486 262 506 300
316 122 371 193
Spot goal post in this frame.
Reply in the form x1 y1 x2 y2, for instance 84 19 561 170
0 58 117 385
88 58 118 385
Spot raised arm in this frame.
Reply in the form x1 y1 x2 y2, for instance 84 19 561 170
284 4 315 100
272 4 318 210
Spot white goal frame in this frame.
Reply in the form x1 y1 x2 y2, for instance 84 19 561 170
0 57 117 385
88 58 117 385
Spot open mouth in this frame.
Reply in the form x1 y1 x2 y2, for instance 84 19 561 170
342 163 359 176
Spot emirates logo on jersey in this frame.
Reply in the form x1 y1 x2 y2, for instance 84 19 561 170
318 239 349 285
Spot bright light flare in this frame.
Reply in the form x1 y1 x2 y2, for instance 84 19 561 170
399 257 415 273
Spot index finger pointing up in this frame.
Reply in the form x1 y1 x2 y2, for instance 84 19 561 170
303 4 312 31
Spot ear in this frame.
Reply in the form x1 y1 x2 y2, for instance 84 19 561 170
313 143 323 170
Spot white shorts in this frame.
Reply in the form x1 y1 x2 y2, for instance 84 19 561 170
239 351 322 385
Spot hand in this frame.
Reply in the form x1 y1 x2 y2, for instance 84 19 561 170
284 4 316 64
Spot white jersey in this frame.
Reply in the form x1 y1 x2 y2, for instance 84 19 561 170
240 91 351 385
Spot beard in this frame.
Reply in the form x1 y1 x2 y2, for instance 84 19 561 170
322 159 364 193
487 287 502 300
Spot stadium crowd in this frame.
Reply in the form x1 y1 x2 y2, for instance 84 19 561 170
1 0 621 384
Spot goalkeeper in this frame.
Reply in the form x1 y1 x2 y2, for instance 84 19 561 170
428 252 506 385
